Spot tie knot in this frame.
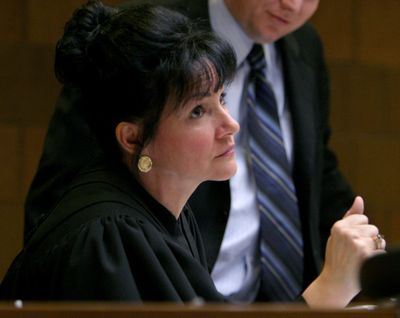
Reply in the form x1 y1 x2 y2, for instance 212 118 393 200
247 44 266 72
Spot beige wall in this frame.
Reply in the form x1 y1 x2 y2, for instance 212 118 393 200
0 0 399 279
311 0 400 246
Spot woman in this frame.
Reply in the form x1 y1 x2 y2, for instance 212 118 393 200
0 1 238 301
0 0 386 306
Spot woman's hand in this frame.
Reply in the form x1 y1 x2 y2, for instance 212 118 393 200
302 196 386 308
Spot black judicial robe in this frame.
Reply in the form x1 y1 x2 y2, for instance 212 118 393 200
0 165 223 302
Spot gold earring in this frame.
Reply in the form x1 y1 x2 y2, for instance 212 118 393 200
138 155 152 173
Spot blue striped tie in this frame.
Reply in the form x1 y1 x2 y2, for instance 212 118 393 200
246 44 304 301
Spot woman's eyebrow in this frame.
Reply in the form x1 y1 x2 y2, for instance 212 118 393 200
188 89 212 100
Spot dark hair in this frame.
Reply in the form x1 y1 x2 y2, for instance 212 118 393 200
55 0 236 161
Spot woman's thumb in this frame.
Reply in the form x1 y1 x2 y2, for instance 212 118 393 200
343 196 364 218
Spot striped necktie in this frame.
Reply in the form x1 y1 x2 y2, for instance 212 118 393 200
246 44 304 301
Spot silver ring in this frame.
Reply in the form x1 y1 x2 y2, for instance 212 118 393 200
374 233 385 250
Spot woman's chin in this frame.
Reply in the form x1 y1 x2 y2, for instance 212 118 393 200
211 163 237 181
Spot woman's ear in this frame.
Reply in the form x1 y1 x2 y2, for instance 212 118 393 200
115 121 140 156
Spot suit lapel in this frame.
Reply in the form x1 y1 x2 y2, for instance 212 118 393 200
278 31 325 277
279 33 317 192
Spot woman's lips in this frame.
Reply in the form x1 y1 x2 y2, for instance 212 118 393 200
217 145 235 158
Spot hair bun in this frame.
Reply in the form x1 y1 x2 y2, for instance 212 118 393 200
54 0 117 86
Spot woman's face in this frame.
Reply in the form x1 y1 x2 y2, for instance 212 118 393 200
142 87 239 185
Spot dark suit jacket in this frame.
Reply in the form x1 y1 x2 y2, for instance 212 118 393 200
24 0 354 296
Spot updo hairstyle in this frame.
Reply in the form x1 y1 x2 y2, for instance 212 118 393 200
55 0 236 161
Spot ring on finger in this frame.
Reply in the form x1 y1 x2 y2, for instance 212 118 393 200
374 233 385 250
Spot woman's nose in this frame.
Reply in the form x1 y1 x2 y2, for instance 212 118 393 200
220 108 240 136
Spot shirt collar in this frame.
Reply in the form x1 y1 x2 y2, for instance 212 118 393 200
208 0 275 68
209 0 253 67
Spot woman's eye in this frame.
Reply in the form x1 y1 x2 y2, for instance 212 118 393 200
220 92 227 105
190 105 205 119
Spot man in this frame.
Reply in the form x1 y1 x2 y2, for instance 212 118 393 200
169 0 356 302
25 0 369 305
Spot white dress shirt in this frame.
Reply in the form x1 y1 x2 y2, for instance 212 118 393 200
208 0 294 302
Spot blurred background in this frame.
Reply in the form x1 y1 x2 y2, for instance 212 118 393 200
0 0 399 280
